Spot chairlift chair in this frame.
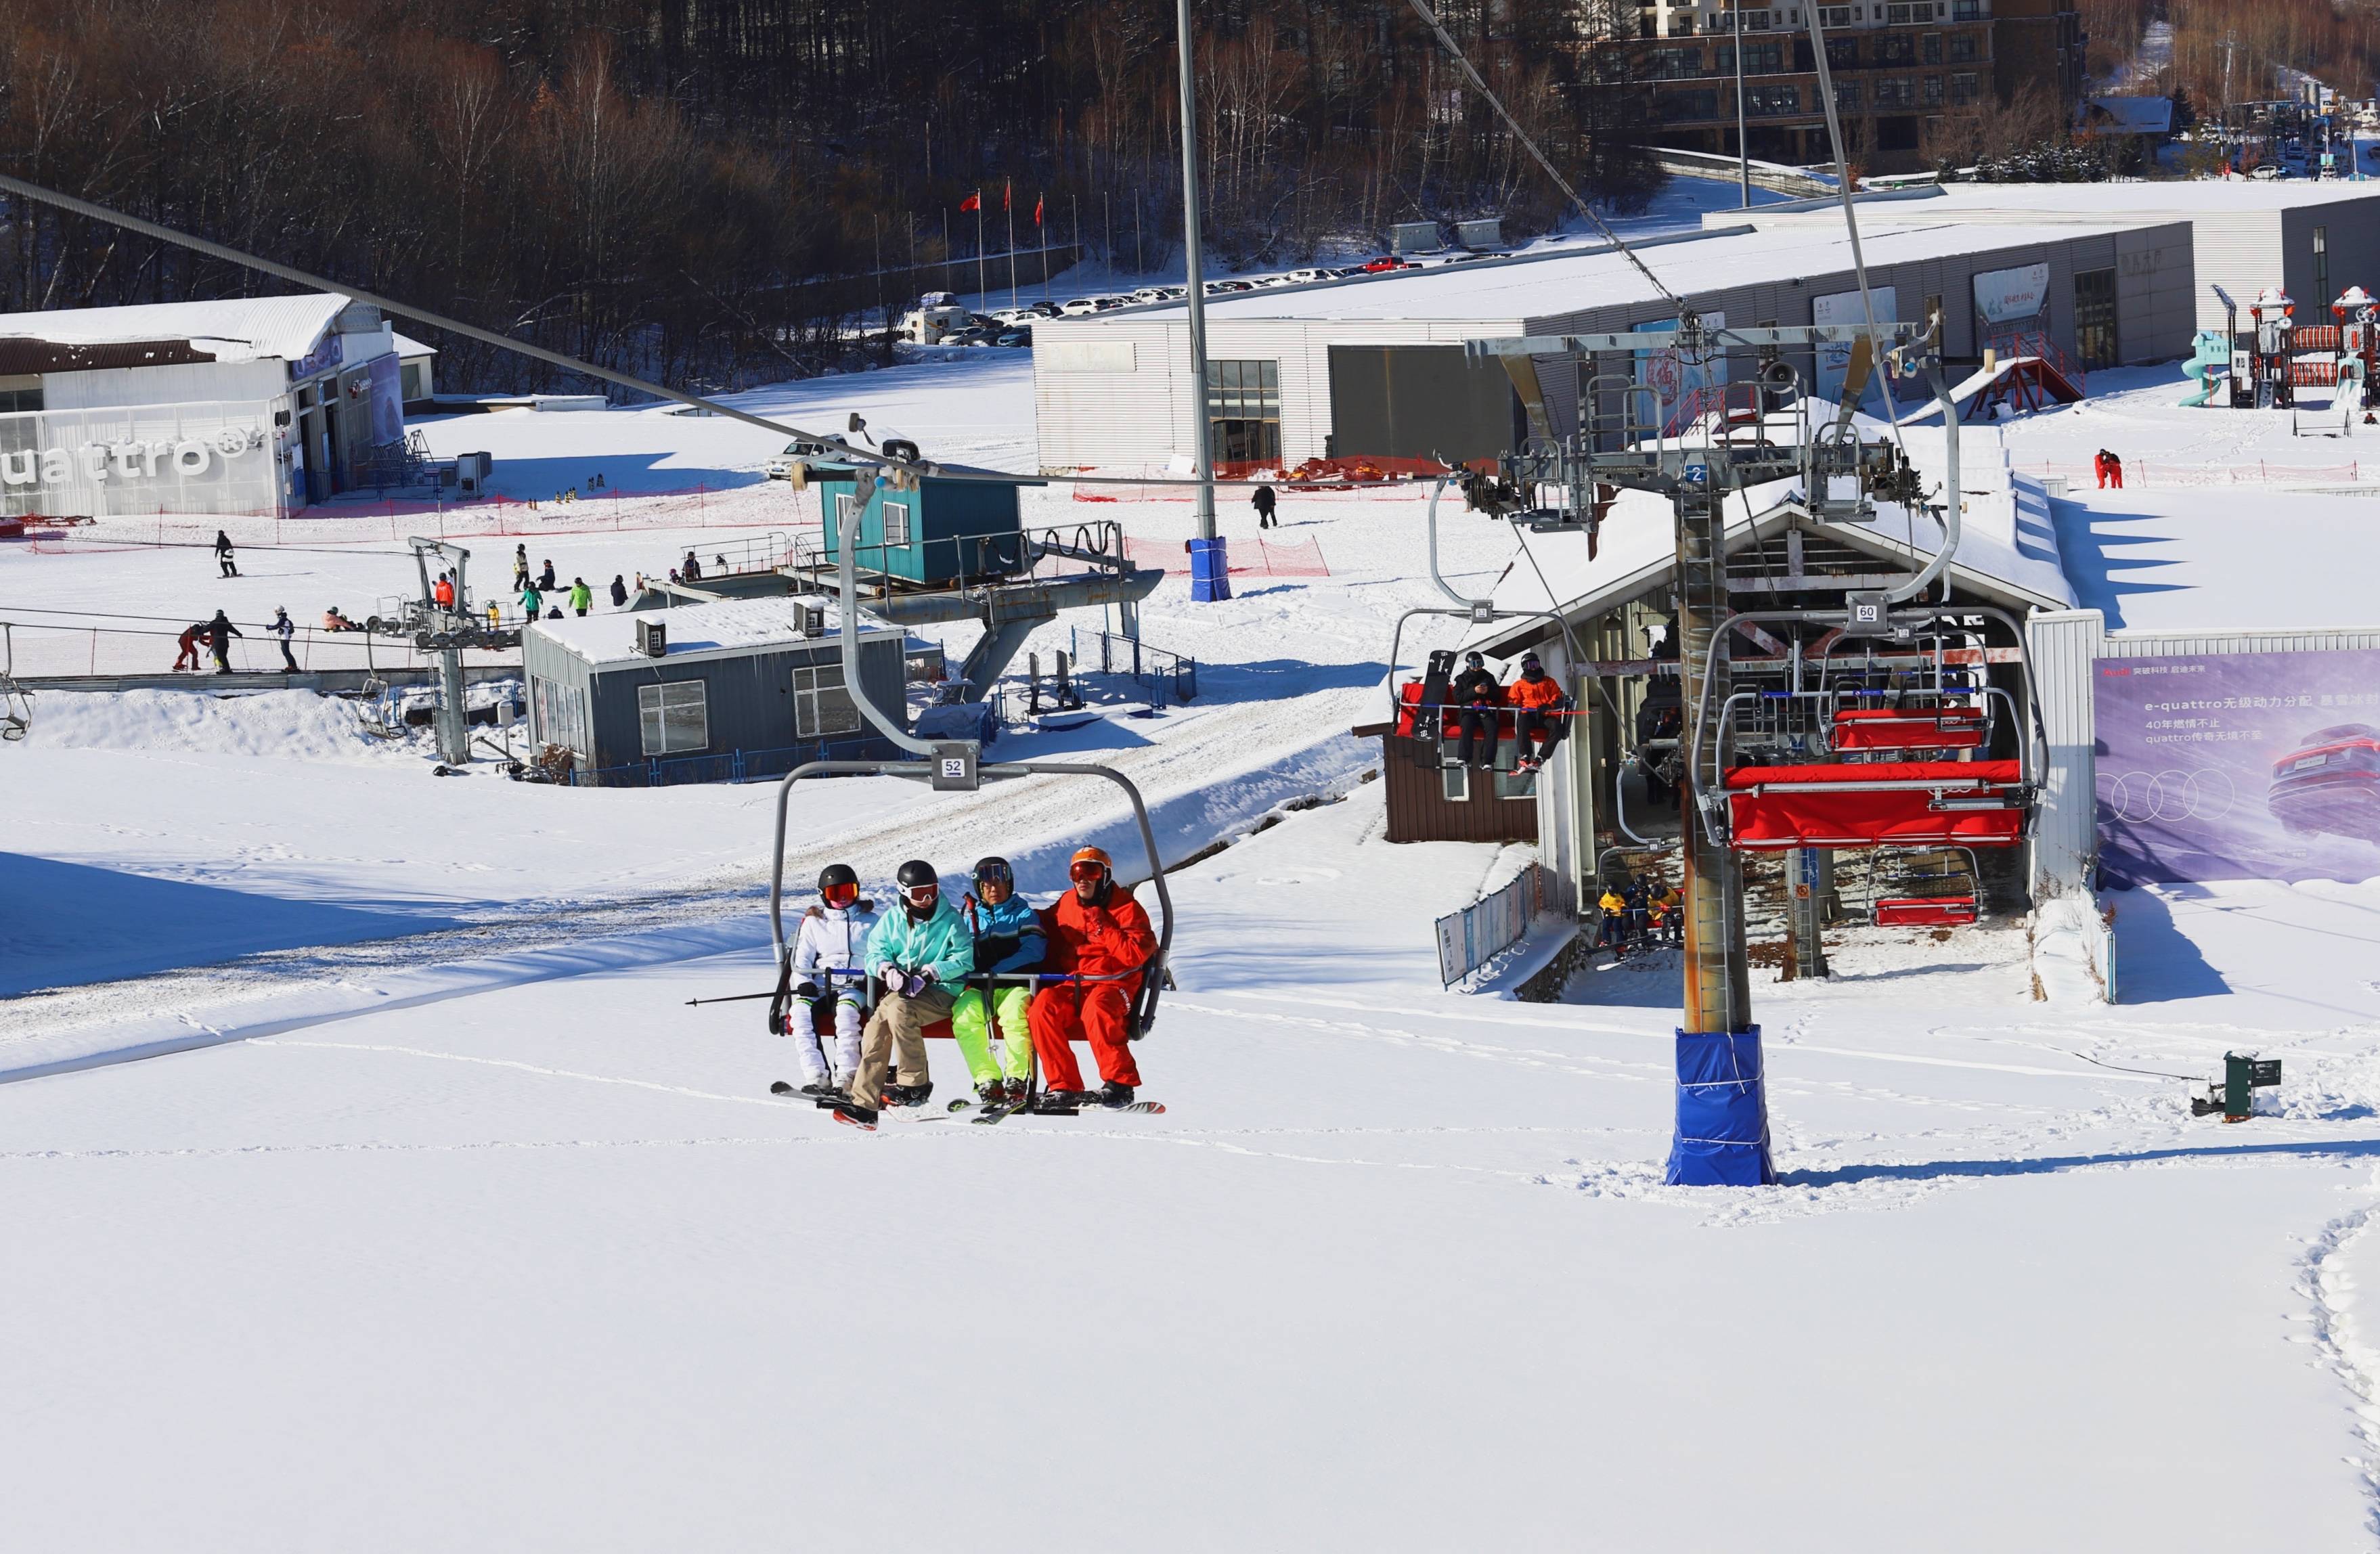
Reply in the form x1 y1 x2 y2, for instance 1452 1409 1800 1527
1866 847 1983 928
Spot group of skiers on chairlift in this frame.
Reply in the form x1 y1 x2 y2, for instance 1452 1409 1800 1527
1596 874 1682 959
1445 649 1569 773
785 846 1157 1130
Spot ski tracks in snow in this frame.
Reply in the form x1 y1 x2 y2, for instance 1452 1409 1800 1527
2299 1166 2380 1536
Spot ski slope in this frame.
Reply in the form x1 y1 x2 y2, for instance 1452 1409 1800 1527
8 345 2380 1549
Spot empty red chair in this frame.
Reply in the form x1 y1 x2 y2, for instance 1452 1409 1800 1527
1723 761 2027 850
1872 895 1980 928
1832 705 1986 753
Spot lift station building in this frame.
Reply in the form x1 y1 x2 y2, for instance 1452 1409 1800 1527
1030 219 2195 474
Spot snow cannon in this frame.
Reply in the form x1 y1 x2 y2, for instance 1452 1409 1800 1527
2190 1052 2281 1122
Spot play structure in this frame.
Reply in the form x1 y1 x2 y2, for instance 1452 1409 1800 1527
2191 284 2379 410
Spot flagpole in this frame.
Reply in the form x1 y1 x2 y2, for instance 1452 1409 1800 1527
1039 193 1049 299
975 195 985 307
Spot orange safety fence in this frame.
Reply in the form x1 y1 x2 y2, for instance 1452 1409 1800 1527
2025 459 2375 488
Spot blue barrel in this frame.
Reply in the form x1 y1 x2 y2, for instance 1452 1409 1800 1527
1188 537 1231 602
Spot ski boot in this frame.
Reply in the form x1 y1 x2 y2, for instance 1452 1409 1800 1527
1094 1081 1135 1109
831 1102 879 1131
798 1080 843 1101
881 1082 934 1109
1003 1077 1030 1105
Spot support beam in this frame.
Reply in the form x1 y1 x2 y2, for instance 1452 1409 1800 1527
958 613 1056 700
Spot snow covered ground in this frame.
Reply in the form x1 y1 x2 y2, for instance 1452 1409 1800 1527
11 311 2380 1549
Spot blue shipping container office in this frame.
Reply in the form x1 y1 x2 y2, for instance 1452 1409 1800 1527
812 464 1040 587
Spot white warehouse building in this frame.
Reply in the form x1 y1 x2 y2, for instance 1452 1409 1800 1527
0 292 430 519
1030 218 2198 474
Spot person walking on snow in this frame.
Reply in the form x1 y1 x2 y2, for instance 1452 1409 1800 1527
519 581 543 622
1250 482 1278 529
1505 652 1567 771
270 606 299 671
206 609 242 673
1028 845 1155 1108
568 577 592 617
950 856 1044 1106
1449 650 1505 769
836 860 973 1129
512 544 529 591
173 622 207 671
787 864 877 1098
609 574 627 608
213 530 238 578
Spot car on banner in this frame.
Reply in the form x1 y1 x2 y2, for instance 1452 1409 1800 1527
2267 723 2380 842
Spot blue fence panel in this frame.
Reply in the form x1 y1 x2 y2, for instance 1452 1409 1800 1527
1434 864 1547 985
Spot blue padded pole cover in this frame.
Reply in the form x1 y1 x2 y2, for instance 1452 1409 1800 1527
1665 1025 1776 1186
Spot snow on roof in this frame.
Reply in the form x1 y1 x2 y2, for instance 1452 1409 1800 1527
1732 180 2380 227
393 332 437 359
531 594 900 669
1105 221 2151 328
0 292 355 364
2050 488 2380 634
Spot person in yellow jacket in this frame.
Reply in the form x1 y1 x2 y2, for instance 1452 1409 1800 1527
1597 886 1631 957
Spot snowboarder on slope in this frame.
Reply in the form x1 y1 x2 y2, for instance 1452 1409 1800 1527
838 860 973 1128
950 856 1044 1105
1506 652 1567 770
787 864 877 1098
1449 650 1505 769
538 558 558 592
206 609 242 673
1028 846 1155 1107
213 530 238 578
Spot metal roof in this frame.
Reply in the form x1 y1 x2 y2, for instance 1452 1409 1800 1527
0 292 354 365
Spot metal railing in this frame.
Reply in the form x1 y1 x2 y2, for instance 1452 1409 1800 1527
1069 625 1197 703
569 732 895 788
1434 862 1549 986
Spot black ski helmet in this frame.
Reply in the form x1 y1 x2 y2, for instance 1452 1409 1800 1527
818 863 859 895
1521 652 1544 674
896 860 938 891
973 856 1013 886
1464 650 1485 669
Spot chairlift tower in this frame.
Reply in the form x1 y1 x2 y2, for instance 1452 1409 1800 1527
397 537 520 765
1463 313 1949 1183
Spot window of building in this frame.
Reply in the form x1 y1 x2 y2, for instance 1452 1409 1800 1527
529 674 589 755
1748 83 1801 114
637 680 709 756
1922 73 1943 104
1821 5 1851 24
0 384 40 416
1951 0 1981 17
1873 76 1916 106
1668 11 1696 32
1441 762 1470 802
1824 32 1856 66
1642 47 1704 78
1922 31 1942 61
1949 70 1979 101
1949 32 1977 60
1834 79 1862 110
1206 359 1281 464
1657 90 1722 121
881 499 911 546
791 663 862 738
1878 34 1915 64
834 491 860 534
2073 266 2119 370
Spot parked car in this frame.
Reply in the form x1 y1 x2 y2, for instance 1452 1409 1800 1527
942 326 994 346
1091 294 1133 311
995 326 1034 347
1251 273 1296 288
764 438 837 479
1059 296 1105 315
1131 286 1170 303
2268 723 2380 842
1326 265 1369 278
1283 268 1328 284
1361 256 1409 273
1027 300 1063 317
2250 162 2283 179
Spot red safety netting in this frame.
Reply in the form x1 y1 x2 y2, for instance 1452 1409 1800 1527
1724 761 2026 850
1832 707 1986 752
1123 535 1329 579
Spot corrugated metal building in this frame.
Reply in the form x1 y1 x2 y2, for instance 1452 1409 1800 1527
522 595 910 785
1032 219 2194 473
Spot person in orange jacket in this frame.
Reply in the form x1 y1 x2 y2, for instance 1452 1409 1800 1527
1505 652 1568 771
433 571 456 610
1028 845 1157 1107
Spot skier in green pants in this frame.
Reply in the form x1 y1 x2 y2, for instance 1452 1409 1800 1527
950 856 1044 1105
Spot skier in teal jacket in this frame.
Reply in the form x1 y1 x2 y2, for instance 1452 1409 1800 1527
949 856 1044 1105
837 860 973 1127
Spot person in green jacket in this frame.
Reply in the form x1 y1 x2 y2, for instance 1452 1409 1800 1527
567 577 592 616
948 856 1043 1105
838 859 974 1128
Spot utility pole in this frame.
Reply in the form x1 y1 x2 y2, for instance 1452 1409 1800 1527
1176 0 1218 545
1673 479 1753 1035
1734 5 1751 208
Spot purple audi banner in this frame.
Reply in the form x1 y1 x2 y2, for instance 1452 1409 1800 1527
2094 650 2380 886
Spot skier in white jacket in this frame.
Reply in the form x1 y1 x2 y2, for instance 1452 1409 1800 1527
788 863 877 1096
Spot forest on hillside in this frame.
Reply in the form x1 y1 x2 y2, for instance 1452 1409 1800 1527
0 0 1659 393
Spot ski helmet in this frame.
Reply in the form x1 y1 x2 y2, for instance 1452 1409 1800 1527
973 856 1013 887
1464 650 1485 669
1068 845 1113 883
896 859 938 891
818 863 859 894
1521 652 1543 674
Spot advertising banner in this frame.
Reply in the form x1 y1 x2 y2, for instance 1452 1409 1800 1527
1974 262 2050 328
1633 311 1725 428
2094 650 2380 886
1811 286 1897 406
0 399 282 520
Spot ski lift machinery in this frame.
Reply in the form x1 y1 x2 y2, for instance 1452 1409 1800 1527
763 487 1175 1096
1460 296 2043 1186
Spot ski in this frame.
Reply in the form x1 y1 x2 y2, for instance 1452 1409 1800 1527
970 1097 1031 1125
1030 1095 1166 1117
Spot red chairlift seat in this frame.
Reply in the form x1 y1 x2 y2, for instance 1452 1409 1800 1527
1394 678 1516 743
1832 705 1986 753
1872 895 1980 928
1723 761 2027 849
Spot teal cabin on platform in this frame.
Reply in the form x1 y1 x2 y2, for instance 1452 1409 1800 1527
813 465 1039 588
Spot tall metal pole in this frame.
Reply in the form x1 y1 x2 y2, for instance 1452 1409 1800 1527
1673 485 1751 1036
1734 5 1750 208
1176 0 1218 542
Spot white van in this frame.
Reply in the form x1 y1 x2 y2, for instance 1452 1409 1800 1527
900 292 975 342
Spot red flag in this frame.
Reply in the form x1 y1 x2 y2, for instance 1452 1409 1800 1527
1002 181 1011 211
1034 195 1044 226
959 190 981 213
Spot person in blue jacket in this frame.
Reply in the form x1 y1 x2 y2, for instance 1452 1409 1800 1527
837 859 974 1128
948 856 1044 1105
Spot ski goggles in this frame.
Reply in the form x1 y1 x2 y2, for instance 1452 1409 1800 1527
1067 859 1109 883
974 861 1013 887
822 881 859 908
903 883 941 906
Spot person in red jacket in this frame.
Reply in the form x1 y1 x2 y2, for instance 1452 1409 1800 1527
1028 845 1156 1107
1505 652 1568 771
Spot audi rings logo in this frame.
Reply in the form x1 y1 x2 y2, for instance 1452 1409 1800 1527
2104 768 2237 824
